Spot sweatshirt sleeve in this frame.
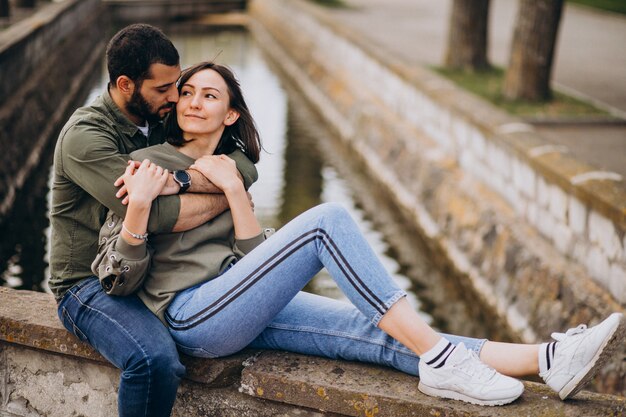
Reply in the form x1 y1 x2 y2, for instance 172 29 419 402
233 228 275 257
60 123 180 233
91 212 153 296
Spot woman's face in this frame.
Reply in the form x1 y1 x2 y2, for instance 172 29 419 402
176 68 239 139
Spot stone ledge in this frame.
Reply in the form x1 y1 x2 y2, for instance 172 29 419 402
0 287 250 387
1 287 625 416
242 351 625 417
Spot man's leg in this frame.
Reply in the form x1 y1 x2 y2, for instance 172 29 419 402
58 277 185 417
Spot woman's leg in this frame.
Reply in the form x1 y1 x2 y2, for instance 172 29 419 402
166 203 411 357
247 291 486 376
166 202 522 405
480 342 539 376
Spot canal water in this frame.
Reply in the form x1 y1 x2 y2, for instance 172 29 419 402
0 28 499 340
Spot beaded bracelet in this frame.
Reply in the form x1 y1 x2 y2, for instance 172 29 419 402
122 223 148 241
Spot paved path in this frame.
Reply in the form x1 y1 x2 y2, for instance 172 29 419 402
325 0 626 179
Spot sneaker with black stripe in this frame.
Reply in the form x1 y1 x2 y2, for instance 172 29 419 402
418 342 524 406
540 312 625 400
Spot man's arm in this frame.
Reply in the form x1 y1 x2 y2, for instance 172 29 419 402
165 150 258 232
157 149 258 195
167 150 258 231
171 193 230 232
61 125 179 233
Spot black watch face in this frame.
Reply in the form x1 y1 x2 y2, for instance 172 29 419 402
175 170 191 183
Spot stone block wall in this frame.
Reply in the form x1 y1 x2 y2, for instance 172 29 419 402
249 0 625 306
0 0 103 218
1 287 624 416
249 0 625 393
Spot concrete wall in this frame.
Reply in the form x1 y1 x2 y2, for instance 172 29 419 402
1 287 624 416
0 0 103 218
248 0 625 394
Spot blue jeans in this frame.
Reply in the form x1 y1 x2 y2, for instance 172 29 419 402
166 203 485 376
57 277 185 417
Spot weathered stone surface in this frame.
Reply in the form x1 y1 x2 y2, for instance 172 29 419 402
0 342 334 417
173 384 337 417
0 287 257 388
2 288 626 416
0 287 105 362
241 351 626 417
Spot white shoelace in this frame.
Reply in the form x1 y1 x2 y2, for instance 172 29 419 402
551 324 587 342
456 349 497 381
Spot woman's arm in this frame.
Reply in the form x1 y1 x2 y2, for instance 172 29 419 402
190 155 262 240
91 159 168 295
120 159 169 243
91 212 153 296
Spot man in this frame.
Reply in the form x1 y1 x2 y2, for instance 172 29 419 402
49 24 256 417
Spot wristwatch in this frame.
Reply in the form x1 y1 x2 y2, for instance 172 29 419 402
173 170 191 194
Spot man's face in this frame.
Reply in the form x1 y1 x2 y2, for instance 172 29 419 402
127 63 181 124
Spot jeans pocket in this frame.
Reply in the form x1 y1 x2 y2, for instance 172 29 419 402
61 307 88 342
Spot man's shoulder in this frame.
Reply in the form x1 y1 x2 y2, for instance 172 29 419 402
63 100 115 134
57 97 125 153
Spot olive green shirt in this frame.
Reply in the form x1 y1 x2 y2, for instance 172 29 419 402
48 90 256 301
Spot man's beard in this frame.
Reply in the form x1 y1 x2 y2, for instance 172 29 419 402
127 88 171 124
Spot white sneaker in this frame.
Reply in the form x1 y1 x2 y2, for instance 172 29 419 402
418 342 524 406
540 312 625 400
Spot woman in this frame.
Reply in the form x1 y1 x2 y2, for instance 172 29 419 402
93 62 625 407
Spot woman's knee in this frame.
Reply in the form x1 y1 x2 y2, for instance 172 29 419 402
315 202 350 223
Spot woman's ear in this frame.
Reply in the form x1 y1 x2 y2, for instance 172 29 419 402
224 109 240 126
116 75 135 97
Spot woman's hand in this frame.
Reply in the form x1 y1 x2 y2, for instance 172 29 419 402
122 159 169 206
190 155 243 194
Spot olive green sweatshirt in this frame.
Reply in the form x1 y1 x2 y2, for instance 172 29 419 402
91 143 264 324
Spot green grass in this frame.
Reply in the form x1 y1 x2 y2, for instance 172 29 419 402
434 66 611 119
567 0 626 15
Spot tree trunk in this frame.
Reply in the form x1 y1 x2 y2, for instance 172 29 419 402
444 0 490 71
0 0 9 18
503 0 564 101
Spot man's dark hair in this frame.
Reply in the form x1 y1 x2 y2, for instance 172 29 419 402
106 23 179 86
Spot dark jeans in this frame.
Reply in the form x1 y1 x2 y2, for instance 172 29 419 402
57 277 185 417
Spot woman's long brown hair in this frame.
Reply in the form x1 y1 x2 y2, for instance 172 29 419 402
166 62 261 163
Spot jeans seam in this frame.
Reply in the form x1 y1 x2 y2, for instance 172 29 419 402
67 289 153 416
264 322 418 358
